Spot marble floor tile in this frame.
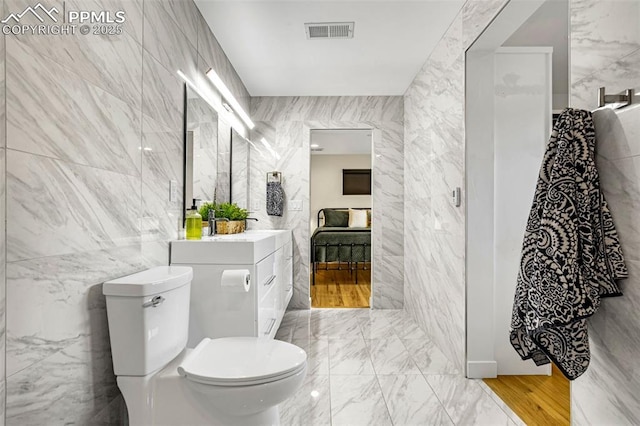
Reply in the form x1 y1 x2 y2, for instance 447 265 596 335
274 310 299 343
357 314 397 339
426 375 513 426
389 315 430 340
274 325 295 343
378 374 453 425
366 335 421 375
328 338 375 375
403 338 459 376
279 375 331 426
291 339 329 376
330 375 392 426
477 381 527 426
294 309 362 340
274 309 522 425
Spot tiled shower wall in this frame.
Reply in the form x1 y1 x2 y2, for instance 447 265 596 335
0 0 5 420
570 0 640 422
250 96 404 310
0 0 249 423
403 0 507 371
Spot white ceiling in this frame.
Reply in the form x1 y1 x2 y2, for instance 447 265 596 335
195 0 466 96
310 129 372 155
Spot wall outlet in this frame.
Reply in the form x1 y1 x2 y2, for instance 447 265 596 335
452 187 461 207
169 180 178 203
289 200 303 211
251 200 262 212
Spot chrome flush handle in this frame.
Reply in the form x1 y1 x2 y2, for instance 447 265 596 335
143 295 165 308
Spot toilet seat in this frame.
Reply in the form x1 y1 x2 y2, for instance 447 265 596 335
178 337 307 387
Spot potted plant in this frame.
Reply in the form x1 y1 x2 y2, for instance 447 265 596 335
201 202 249 234
198 202 216 228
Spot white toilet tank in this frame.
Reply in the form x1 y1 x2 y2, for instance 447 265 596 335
103 266 193 376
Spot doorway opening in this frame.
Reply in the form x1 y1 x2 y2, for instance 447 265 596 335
465 0 570 424
309 129 373 308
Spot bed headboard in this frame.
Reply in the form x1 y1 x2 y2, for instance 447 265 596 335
317 208 371 227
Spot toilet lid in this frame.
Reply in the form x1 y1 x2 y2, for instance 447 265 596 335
178 337 307 386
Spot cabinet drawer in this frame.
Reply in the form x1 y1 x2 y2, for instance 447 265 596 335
283 259 293 292
258 283 278 338
256 252 276 301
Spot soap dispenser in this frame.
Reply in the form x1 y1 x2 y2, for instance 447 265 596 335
186 199 202 240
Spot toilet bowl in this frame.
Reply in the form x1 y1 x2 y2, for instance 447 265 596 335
103 266 307 426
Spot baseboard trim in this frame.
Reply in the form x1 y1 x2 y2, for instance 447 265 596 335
467 361 498 378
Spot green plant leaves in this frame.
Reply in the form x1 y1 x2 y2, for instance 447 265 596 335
198 202 216 220
199 202 248 221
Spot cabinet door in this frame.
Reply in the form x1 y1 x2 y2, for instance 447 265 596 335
283 242 293 307
258 283 278 338
256 252 276 302
186 263 257 346
274 246 285 317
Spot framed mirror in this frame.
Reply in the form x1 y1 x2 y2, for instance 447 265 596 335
183 85 219 221
230 129 251 210
182 84 251 224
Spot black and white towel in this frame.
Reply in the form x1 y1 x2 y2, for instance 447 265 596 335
510 108 628 380
266 181 284 216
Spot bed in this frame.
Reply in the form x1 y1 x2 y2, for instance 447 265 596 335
311 208 371 285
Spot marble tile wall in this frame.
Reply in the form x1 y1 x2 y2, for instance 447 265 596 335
570 0 640 423
0 0 5 420
250 96 404 309
403 0 507 371
216 119 232 203
230 129 250 209
188 97 219 203
1 0 250 423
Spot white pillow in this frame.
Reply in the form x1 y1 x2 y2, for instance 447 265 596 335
348 209 368 228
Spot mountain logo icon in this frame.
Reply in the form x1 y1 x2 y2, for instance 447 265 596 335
1 3 59 24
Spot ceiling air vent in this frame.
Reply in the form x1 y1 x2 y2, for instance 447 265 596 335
305 22 354 40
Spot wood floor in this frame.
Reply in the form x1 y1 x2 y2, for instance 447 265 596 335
311 263 371 308
483 365 570 426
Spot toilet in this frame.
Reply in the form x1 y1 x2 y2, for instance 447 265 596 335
103 266 307 426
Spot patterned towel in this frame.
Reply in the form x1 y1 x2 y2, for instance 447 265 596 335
510 108 628 380
266 181 284 216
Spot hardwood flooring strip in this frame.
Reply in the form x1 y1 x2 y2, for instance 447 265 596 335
483 365 570 426
311 264 371 308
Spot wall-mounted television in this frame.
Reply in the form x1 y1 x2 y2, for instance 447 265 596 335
343 169 371 195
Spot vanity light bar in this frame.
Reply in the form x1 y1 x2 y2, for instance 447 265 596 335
206 68 255 130
177 69 247 136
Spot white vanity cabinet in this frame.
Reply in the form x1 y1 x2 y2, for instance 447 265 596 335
170 230 293 347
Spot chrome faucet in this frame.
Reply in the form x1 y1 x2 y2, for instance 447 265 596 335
208 211 230 236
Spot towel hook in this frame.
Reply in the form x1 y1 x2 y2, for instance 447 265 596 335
266 171 282 183
597 87 634 110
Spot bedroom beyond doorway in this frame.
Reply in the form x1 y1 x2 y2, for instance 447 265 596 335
309 129 373 308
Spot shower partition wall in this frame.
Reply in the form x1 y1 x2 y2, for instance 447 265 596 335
465 0 557 378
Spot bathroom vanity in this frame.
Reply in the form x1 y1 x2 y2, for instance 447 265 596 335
171 230 293 346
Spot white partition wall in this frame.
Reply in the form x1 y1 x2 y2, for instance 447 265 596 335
466 48 498 378
493 47 552 375
466 45 553 377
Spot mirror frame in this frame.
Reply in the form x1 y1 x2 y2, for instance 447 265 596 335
181 83 187 227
